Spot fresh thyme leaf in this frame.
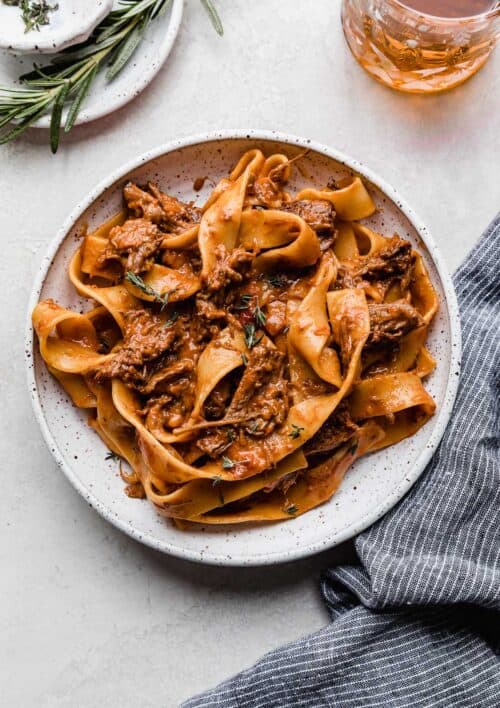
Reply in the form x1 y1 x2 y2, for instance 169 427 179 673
249 420 260 434
0 0 223 150
244 323 263 350
221 455 235 470
267 274 285 287
212 475 224 504
163 311 179 327
289 424 304 439
286 504 298 515
253 302 266 327
241 353 248 366
125 271 171 309
200 0 223 36
235 294 252 310
226 428 236 442
105 450 119 461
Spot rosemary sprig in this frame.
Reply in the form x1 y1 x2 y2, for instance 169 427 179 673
200 0 223 36
125 271 171 309
289 424 304 439
105 450 120 461
4 0 58 33
0 0 223 152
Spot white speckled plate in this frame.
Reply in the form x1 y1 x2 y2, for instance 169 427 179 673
26 131 461 566
0 0 183 127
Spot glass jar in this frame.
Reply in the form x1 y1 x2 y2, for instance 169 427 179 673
342 0 500 93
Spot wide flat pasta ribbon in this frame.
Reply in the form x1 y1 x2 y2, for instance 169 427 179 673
199 149 265 283
239 208 321 271
296 177 376 221
288 253 342 387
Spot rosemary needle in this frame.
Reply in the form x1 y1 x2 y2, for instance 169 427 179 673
0 0 223 152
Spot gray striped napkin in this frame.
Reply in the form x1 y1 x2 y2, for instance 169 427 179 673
185 216 500 708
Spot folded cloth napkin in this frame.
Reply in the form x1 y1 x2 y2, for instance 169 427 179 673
185 217 500 708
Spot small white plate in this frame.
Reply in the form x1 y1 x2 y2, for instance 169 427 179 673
26 130 461 566
0 0 184 127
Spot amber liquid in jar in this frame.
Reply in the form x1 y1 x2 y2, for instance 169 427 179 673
401 1 496 18
342 0 500 93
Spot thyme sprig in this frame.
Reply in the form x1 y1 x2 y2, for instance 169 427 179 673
0 0 223 152
253 302 266 328
125 271 171 309
289 424 304 439
4 0 58 33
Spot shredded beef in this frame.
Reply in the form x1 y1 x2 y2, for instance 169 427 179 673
367 301 424 347
337 235 413 292
226 344 289 437
355 235 413 281
305 403 358 456
195 427 233 459
281 199 336 235
203 245 253 292
102 218 163 273
92 309 177 387
124 181 201 233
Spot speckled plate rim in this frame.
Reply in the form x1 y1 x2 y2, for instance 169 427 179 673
28 0 184 128
25 129 462 566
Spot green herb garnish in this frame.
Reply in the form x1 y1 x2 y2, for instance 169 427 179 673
253 302 266 328
0 0 223 152
267 274 285 287
241 353 248 366
221 455 235 470
125 271 171 309
200 0 223 36
4 0 58 34
289 424 304 439
227 428 237 442
235 294 252 310
163 311 179 327
244 323 263 350
105 450 119 461
286 504 298 515
248 420 261 434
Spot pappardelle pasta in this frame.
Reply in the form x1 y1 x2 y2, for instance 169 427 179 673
33 149 438 527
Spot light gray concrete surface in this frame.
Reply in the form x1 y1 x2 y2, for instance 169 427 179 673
1 1 499 706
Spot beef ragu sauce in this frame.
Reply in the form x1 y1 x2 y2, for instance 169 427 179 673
401 0 496 18
33 149 438 525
